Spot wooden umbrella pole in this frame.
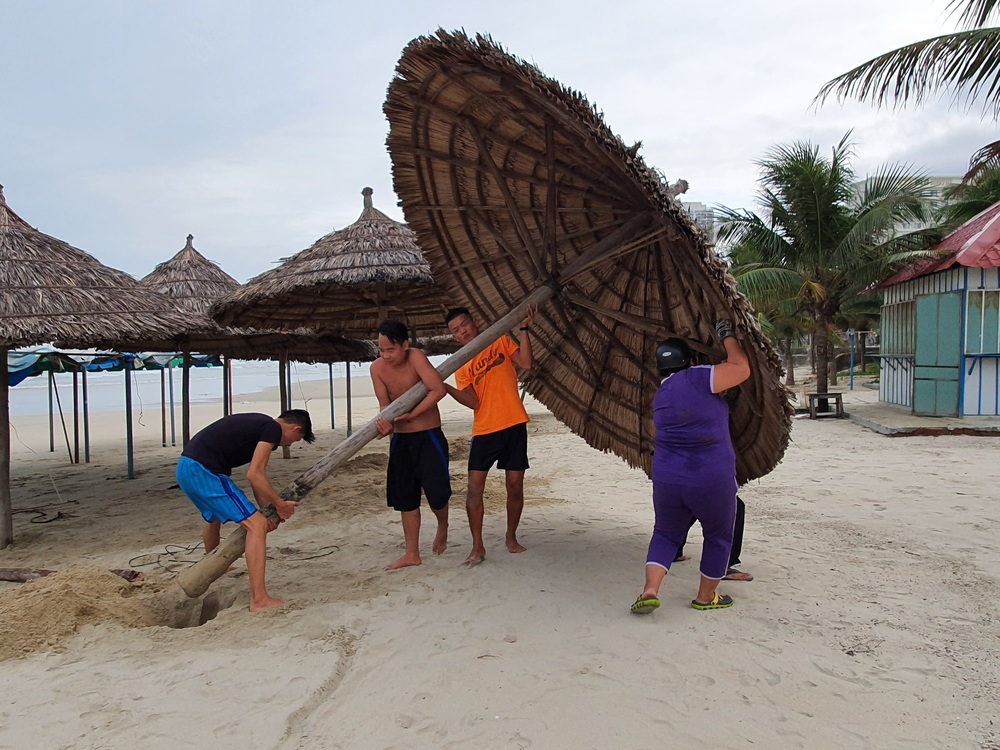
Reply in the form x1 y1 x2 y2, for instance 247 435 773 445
176 285 554 597
1 346 12 548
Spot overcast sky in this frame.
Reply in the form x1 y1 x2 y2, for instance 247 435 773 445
1 1 996 282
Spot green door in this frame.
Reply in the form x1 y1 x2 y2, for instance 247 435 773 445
913 292 961 416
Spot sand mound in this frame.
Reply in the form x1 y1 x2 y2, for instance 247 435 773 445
0 566 196 661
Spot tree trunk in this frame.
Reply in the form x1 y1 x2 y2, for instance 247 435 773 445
176 286 554 598
814 320 832 414
784 338 795 386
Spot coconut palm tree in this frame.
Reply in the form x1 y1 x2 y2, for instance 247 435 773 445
717 134 938 396
817 0 1000 180
940 167 1000 224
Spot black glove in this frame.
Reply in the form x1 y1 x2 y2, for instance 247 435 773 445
715 319 735 341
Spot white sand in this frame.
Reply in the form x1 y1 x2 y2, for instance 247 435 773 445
0 376 998 749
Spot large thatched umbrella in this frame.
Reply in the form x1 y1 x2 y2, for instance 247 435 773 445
0 185 193 548
382 31 793 484
211 187 451 338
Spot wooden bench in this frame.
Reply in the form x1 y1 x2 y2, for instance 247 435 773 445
807 392 844 419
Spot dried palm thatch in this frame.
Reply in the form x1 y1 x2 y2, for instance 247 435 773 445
384 31 793 483
120 234 369 362
0 186 193 349
141 234 240 315
0 184 195 548
212 188 452 339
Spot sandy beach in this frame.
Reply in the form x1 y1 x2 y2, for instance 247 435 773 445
0 375 998 749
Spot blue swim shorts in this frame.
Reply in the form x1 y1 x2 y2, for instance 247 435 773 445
176 456 258 524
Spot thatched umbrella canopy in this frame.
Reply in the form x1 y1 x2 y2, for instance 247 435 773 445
0 185 194 547
211 187 451 339
384 31 793 484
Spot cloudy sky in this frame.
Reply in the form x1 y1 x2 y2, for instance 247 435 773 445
1 1 995 282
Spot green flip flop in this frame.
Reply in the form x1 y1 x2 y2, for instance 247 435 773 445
691 592 734 610
630 595 661 615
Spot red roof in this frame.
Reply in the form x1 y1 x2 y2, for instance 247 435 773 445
884 200 1000 286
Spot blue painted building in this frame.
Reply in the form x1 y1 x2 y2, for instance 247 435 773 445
880 202 1000 417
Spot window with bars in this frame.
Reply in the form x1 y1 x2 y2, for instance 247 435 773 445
881 300 915 355
966 290 1000 354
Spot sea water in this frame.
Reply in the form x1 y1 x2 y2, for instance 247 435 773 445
7 359 373 418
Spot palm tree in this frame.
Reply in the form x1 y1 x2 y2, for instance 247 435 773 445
817 0 1000 180
717 134 938 396
940 167 1000 223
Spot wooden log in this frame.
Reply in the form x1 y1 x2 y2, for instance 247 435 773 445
175 286 554 598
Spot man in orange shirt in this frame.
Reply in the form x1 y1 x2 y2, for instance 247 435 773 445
445 306 536 565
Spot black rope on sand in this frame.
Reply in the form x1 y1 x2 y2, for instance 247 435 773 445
128 543 341 571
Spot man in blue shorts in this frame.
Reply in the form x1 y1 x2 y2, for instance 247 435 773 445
176 409 314 612
370 319 451 570
445 306 535 565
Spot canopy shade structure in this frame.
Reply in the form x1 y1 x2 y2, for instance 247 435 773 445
0 187 194 350
0 184 195 547
384 31 793 484
211 187 452 339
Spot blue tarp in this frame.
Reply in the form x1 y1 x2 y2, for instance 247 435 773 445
7 349 223 387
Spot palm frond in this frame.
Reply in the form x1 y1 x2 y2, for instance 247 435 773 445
964 138 1000 181
948 0 1000 30
816 28 1000 118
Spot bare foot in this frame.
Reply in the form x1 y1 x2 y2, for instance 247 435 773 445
463 549 486 566
386 554 422 570
249 595 285 613
673 554 690 563
506 538 527 554
432 526 448 555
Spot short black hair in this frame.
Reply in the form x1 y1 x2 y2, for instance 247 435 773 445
377 319 409 345
445 307 471 324
278 409 315 443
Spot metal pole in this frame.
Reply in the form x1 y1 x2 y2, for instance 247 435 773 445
48 370 55 453
125 357 135 480
160 368 167 447
346 362 353 437
168 361 176 447
82 369 90 464
72 370 80 464
328 363 336 429
849 330 856 391
222 356 230 417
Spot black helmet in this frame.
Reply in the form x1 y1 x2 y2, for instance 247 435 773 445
655 338 692 376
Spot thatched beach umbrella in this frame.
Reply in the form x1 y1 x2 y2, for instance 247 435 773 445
382 31 793 484
0 185 192 547
137 234 381 450
211 187 451 338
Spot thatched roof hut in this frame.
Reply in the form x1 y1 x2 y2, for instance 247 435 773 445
0 184 194 548
211 187 451 339
384 31 794 484
0 187 192 349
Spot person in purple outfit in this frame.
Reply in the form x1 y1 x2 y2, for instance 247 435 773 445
631 319 751 615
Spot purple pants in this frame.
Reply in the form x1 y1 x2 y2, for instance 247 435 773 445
646 477 737 580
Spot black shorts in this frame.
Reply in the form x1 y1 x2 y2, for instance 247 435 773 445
468 423 529 472
386 428 452 512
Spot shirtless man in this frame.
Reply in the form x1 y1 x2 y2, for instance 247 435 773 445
370 319 451 570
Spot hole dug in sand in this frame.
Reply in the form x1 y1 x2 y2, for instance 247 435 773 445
0 565 239 661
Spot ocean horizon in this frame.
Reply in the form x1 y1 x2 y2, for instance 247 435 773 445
7 359 370 418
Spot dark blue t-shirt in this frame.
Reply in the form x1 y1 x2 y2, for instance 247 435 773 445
181 413 282 475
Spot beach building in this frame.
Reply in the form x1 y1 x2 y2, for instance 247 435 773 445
879 199 1000 416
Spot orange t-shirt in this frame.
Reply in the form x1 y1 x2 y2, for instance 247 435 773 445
455 336 529 437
